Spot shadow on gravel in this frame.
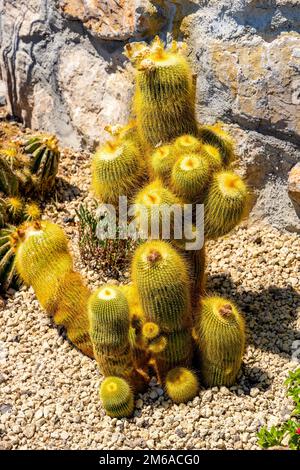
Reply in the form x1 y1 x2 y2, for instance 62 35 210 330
53 177 83 203
207 273 300 361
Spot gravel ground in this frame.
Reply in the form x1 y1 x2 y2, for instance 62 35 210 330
0 146 299 450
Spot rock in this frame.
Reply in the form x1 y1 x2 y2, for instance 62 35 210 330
58 0 165 41
0 80 6 106
23 424 36 439
250 388 260 398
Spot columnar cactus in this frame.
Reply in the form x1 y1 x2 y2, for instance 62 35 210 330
132 240 194 382
194 297 245 387
125 37 198 149
13 221 93 357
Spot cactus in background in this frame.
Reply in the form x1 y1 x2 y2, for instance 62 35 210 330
149 145 178 185
0 157 19 196
23 202 41 221
13 220 93 357
171 153 211 203
165 367 199 403
88 284 146 392
91 135 146 206
125 37 198 149
0 225 18 291
198 123 235 167
194 297 245 387
0 198 7 228
204 171 248 240
132 240 193 380
6 197 23 221
99 376 134 418
24 134 60 193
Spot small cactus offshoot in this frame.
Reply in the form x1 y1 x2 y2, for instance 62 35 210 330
165 367 199 403
99 376 134 418
171 153 211 203
0 225 18 292
198 123 235 166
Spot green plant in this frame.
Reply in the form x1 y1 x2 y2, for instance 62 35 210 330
198 123 235 167
257 368 300 450
76 203 139 280
0 225 19 291
171 153 211 203
149 145 178 184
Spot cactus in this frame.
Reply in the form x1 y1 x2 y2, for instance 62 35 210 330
125 37 198 149
53 271 93 358
171 153 211 203
14 221 93 356
0 225 18 291
0 157 19 196
0 198 7 228
202 144 223 171
88 284 146 391
149 145 178 185
165 367 199 403
194 297 245 387
99 376 134 418
173 134 202 156
91 137 146 206
24 134 60 193
6 197 23 221
198 123 235 166
23 202 41 221
133 179 182 240
204 171 248 240
132 240 193 379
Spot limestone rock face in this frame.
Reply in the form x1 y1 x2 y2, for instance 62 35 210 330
0 0 299 230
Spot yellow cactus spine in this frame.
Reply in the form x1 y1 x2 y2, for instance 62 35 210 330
23 202 41 221
202 144 223 171
14 221 93 357
204 171 248 239
173 134 202 156
149 145 178 184
131 240 193 380
125 37 198 148
165 367 199 403
194 297 245 387
198 123 235 166
133 179 182 240
88 284 146 392
91 135 146 206
171 153 211 203
99 377 134 418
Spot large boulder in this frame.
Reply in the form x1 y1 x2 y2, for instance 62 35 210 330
0 0 299 230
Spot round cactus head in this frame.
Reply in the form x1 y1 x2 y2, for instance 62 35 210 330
198 123 235 166
204 170 248 240
173 134 202 156
171 153 211 202
99 377 134 418
142 322 160 340
150 145 177 184
24 202 41 221
202 144 223 171
165 367 199 403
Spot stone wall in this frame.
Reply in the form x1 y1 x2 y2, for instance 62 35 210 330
0 0 299 231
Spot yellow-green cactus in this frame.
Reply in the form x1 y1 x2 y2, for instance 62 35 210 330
132 240 193 380
99 376 134 418
171 153 211 203
149 145 178 185
125 37 198 149
91 136 146 206
204 171 248 240
173 134 202 156
88 284 146 392
194 297 245 387
0 157 19 196
0 225 18 291
198 123 235 166
165 367 199 403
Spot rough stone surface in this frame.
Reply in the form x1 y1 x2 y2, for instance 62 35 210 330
0 0 300 229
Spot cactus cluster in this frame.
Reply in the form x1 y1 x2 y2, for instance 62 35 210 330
10 37 250 419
